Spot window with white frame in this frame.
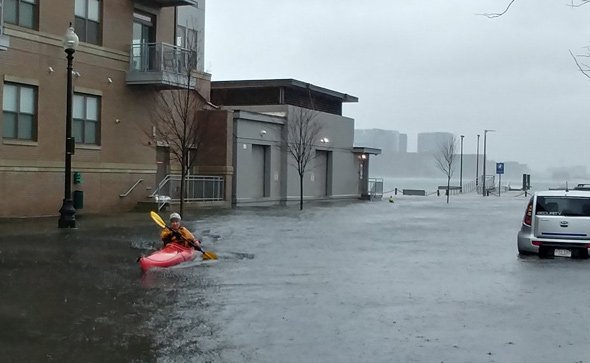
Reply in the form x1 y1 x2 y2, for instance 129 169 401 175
4 0 37 29
73 93 100 145
2 82 37 141
75 0 101 45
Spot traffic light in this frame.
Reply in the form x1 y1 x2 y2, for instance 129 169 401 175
73 171 82 184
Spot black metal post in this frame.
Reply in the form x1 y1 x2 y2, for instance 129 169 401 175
482 132 487 196
476 134 480 187
460 135 464 192
58 48 76 228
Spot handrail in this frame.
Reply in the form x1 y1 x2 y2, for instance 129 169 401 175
119 179 144 197
150 174 171 198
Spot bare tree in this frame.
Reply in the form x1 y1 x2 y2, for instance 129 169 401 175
481 2 590 83
480 0 589 18
569 48 590 79
146 26 214 215
434 136 457 204
283 107 322 210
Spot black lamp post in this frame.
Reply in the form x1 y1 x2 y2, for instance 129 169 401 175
476 134 480 187
58 25 79 228
460 135 464 192
482 129 495 197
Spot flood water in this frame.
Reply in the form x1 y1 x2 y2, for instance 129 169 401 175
1 193 589 362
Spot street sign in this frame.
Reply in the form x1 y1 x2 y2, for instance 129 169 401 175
496 162 504 175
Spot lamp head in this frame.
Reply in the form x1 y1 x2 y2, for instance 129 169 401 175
63 25 79 51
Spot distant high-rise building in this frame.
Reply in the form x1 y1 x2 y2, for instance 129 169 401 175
417 132 454 153
355 128 403 153
398 133 407 153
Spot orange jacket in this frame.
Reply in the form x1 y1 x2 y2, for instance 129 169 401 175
161 226 196 248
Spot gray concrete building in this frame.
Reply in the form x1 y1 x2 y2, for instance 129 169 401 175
211 79 379 206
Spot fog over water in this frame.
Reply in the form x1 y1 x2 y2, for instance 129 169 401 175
205 1 590 174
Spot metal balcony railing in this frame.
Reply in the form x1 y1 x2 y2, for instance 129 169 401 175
127 42 197 87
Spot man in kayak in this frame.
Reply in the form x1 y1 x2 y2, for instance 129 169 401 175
161 212 201 249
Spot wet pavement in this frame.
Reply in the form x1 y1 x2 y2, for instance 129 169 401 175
1 193 590 362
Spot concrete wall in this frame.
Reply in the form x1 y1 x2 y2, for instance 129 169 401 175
233 111 284 205
230 104 360 206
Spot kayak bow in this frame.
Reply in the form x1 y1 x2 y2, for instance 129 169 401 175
138 242 197 271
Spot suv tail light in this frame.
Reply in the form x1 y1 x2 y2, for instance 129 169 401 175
523 200 533 226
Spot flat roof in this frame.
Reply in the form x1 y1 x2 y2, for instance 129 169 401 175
211 79 358 103
353 147 382 155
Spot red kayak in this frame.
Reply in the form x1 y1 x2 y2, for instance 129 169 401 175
139 242 198 271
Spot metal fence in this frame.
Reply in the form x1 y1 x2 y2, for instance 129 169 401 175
151 174 224 210
368 178 384 200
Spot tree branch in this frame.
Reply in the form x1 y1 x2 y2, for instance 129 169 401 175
478 0 516 18
570 49 590 79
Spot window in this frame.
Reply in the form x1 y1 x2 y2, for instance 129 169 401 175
536 196 590 217
2 83 37 141
176 25 197 50
75 0 101 45
4 0 37 29
176 25 198 70
73 93 100 145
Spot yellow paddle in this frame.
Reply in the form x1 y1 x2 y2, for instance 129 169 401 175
150 211 218 260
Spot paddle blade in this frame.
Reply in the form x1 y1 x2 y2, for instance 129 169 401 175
202 251 218 260
150 211 166 229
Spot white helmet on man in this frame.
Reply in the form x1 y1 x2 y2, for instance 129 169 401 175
169 212 182 221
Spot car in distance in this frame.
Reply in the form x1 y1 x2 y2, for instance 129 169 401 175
517 188 590 258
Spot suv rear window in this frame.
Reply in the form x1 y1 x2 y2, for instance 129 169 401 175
536 196 590 217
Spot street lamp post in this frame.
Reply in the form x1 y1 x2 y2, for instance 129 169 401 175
58 25 79 228
460 135 464 192
482 129 495 197
476 134 480 187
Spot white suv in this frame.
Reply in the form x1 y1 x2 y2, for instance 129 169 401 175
517 188 590 258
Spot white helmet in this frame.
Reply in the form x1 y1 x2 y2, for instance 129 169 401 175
169 212 182 221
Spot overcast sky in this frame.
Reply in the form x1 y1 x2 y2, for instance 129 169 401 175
205 1 590 173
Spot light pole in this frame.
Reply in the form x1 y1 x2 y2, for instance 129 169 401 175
460 135 464 192
58 25 79 228
476 134 480 187
482 129 495 197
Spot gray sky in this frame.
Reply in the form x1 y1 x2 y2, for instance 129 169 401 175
205 1 590 173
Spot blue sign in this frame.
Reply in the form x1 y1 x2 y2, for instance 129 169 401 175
496 162 505 175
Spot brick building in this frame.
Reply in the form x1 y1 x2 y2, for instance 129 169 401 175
0 0 232 217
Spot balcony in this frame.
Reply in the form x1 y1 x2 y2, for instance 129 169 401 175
0 0 9 51
126 42 197 89
135 0 198 7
